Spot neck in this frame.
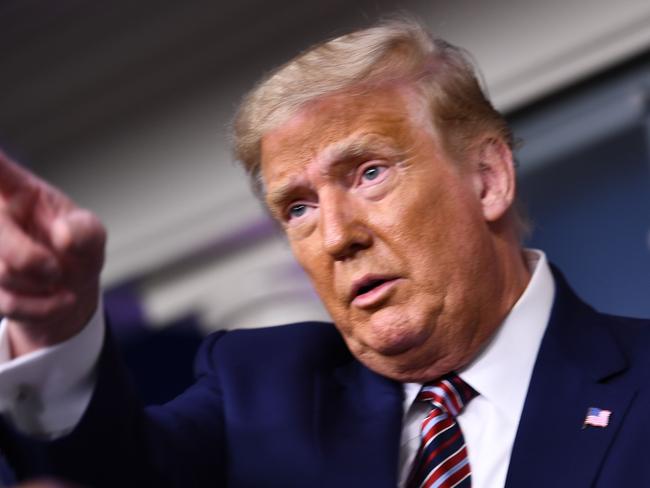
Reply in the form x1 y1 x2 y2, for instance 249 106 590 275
488 225 532 331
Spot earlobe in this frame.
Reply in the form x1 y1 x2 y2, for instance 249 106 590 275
474 137 516 222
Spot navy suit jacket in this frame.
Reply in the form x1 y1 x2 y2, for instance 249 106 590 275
2 270 650 487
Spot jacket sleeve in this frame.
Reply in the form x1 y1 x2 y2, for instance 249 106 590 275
0 325 229 488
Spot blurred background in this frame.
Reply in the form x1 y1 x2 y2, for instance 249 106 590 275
1 0 649 403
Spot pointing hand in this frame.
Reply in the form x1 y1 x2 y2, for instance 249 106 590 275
0 151 106 357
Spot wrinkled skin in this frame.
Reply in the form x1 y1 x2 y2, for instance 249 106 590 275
261 85 530 382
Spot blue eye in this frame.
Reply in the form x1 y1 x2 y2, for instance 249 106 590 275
288 204 307 219
362 166 381 181
360 165 389 185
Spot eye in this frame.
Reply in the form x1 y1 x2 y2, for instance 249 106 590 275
362 166 382 181
357 163 388 186
287 203 308 220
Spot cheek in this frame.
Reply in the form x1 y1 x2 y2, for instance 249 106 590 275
391 177 475 243
379 190 448 255
291 240 339 303
292 243 354 330
379 184 480 295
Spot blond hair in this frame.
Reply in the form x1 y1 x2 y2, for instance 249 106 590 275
233 18 514 198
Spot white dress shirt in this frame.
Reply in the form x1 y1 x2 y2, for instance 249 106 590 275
398 250 555 487
0 300 104 438
0 251 554 487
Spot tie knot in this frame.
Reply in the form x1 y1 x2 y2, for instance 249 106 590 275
417 373 477 417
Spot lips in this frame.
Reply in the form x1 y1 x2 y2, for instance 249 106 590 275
350 274 400 308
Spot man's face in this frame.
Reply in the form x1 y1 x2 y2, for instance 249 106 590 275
260 86 510 381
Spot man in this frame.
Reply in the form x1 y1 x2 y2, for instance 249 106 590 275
1 18 649 488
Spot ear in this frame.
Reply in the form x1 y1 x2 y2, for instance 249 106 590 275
471 137 516 222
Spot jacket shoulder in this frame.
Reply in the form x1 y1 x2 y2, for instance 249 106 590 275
596 312 650 359
194 321 351 375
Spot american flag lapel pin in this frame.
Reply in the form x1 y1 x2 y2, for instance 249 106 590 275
583 407 611 429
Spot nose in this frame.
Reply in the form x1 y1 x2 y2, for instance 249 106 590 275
319 189 372 260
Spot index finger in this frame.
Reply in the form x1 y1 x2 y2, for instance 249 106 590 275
0 149 35 197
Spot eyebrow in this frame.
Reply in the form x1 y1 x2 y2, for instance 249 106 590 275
265 177 307 214
321 133 400 166
265 133 402 211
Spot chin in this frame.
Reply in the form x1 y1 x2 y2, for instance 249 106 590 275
353 351 439 383
346 317 459 382
358 348 456 383
362 311 431 356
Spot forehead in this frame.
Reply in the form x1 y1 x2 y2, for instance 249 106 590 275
260 86 430 182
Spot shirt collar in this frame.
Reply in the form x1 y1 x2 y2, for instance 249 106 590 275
403 249 555 424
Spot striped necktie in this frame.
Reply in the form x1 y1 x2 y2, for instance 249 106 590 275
407 373 478 488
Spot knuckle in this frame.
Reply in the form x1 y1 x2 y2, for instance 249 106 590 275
0 260 21 290
40 292 75 319
10 251 31 272
80 210 107 243
59 209 106 254
7 246 57 280
35 300 56 317
0 260 8 283
0 291 20 316
11 250 43 275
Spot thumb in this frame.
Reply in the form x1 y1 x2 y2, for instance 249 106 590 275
50 209 106 263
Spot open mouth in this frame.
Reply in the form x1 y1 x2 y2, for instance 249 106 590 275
355 278 390 297
350 275 399 305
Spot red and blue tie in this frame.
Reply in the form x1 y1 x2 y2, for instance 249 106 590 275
407 373 478 488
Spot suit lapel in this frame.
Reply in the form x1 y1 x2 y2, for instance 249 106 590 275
506 271 638 487
314 356 403 487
